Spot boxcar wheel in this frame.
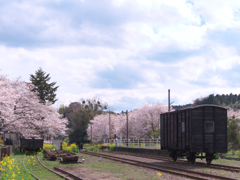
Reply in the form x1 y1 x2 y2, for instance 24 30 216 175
173 152 177 162
206 153 213 165
190 153 196 164
206 158 212 165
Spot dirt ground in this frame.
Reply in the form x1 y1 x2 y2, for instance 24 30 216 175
57 165 123 180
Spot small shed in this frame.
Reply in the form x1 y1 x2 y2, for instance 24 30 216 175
3 131 20 146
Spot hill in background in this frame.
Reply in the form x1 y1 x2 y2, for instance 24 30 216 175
172 93 240 110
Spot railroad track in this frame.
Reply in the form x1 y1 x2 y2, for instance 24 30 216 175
81 151 238 180
22 153 84 180
105 151 240 173
23 155 40 180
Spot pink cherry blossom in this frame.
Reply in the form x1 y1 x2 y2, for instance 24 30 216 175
0 72 67 138
87 102 170 142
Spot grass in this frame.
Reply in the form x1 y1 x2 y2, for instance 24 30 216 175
1 151 36 180
6 150 65 180
222 151 240 158
223 154 240 158
13 146 240 180
0 148 69 180
24 153 63 180
11 148 240 180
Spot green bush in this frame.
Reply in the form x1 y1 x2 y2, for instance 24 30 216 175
63 138 69 143
110 146 115 151
214 153 219 159
235 150 240 158
71 146 79 153
14 147 24 155
93 147 99 152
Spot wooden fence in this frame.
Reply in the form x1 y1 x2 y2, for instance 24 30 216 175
0 145 14 160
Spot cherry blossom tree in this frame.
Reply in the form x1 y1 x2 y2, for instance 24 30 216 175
226 106 240 147
0 74 18 124
227 106 240 119
0 72 67 138
87 102 169 142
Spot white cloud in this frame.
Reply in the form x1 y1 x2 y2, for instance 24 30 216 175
1 0 240 112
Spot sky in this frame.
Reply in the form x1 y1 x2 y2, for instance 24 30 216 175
1 0 240 112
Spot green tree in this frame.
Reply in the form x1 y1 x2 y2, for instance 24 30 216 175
149 127 160 139
192 93 240 108
58 104 67 115
227 115 240 146
29 67 59 104
65 98 108 144
69 110 90 144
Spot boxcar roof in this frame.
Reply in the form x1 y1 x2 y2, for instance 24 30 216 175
161 104 227 115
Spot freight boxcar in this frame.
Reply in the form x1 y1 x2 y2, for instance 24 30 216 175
20 137 43 151
160 104 227 164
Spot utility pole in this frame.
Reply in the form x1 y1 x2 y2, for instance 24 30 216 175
104 126 106 140
126 110 128 147
168 89 170 112
109 111 111 139
91 123 92 144
168 89 174 112
159 118 160 139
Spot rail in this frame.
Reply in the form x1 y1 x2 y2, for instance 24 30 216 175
23 155 40 180
36 152 84 179
105 151 240 173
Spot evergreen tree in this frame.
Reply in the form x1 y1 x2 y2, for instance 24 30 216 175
193 93 240 109
29 67 59 104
